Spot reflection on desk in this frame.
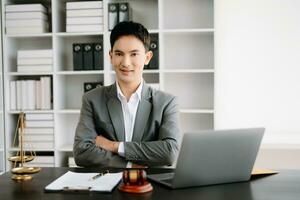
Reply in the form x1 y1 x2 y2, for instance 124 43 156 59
0 167 300 200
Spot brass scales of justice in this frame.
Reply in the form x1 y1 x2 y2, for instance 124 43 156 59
7 112 41 181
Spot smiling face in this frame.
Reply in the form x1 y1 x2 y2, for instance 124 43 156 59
109 35 153 86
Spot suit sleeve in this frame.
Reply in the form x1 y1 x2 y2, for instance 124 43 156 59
73 94 127 167
124 96 182 166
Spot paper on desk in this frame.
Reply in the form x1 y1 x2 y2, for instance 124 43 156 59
251 168 279 176
45 171 122 192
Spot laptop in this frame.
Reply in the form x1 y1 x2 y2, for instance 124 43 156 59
148 128 265 189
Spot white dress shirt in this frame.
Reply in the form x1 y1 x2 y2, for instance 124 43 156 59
116 80 143 167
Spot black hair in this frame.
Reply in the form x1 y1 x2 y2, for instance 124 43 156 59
110 21 150 51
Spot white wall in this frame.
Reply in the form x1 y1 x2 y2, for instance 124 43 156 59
215 0 300 169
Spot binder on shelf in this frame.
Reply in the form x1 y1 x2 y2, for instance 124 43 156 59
93 43 103 70
5 12 48 20
118 3 130 22
66 9 103 17
66 17 103 25
83 43 93 70
108 3 119 31
66 24 103 32
145 34 159 69
84 82 103 93
73 43 83 70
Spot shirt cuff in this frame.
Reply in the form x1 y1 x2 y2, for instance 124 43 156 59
126 162 132 168
118 142 125 157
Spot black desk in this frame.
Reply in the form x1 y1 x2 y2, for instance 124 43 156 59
0 167 300 200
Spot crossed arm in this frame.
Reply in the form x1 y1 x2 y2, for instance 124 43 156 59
73 95 181 167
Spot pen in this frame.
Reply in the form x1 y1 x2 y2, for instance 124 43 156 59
89 170 109 181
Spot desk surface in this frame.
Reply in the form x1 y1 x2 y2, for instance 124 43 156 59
0 167 300 200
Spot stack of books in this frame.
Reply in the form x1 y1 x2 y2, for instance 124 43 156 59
17 49 53 72
10 77 51 111
66 1 104 32
21 113 54 150
22 113 54 150
5 4 49 34
26 156 55 167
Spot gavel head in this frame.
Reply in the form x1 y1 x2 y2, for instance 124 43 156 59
122 169 147 186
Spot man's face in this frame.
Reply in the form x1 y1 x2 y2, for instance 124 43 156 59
109 35 153 85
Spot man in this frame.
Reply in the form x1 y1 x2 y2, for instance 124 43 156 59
73 21 181 168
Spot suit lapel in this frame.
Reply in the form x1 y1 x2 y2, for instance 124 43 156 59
132 83 152 142
107 84 125 141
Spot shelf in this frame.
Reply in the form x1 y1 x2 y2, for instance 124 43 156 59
55 109 80 114
56 70 104 75
5 33 53 38
8 110 54 114
180 109 214 114
162 69 214 73
8 72 53 76
55 32 103 37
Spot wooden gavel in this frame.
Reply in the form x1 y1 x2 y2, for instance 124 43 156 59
122 169 147 186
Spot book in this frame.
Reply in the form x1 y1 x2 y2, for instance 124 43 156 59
27 80 36 110
93 43 103 70
20 134 54 142
24 128 54 134
66 17 103 25
10 81 17 110
66 24 104 32
18 65 52 72
21 80 28 110
73 44 83 70
6 25 48 34
66 1 103 10
17 58 52 65
66 9 103 17
6 19 47 27
35 80 41 110
25 120 54 127
145 34 159 69
26 113 54 120
83 43 93 70
118 3 130 22
16 80 22 110
5 4 47 13
23 141 54 149
18 49 52 58
45 171 122 192
108 3 119 31
40 77 51 110
5 12 48 20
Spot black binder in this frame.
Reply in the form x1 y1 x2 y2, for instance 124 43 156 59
145 34 159 69
93 42 103 70
108 3 119 31
83 43 93 70
73 43 83 70
119 3 129 22
83 81 103 93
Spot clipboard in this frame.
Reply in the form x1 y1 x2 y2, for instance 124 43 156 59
45 171 122 193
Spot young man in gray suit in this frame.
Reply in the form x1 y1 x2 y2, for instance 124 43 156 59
73 21 181 168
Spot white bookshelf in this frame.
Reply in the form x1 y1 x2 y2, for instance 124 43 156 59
1 0 214 170
0 4 4 173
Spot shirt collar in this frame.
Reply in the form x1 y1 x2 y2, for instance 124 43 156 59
116 79 143 101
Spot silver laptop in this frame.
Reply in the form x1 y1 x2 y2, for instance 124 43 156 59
148 128 265 189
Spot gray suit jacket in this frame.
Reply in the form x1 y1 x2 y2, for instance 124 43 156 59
73 82 181 167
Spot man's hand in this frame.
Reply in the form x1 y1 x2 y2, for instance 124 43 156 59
95 135 120 153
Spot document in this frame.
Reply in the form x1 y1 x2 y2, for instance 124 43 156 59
251 168 279 176
45 171 122 192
